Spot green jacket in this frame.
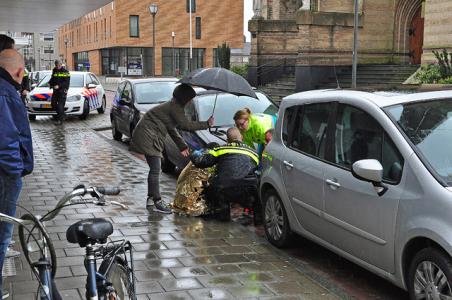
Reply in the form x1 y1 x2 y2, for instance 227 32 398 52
130 99 209 157
241 113 276 149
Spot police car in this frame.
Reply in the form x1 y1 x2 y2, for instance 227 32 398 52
27 71 106 120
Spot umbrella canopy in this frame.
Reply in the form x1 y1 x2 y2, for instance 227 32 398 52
178 67 258 99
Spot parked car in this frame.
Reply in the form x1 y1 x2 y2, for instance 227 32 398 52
260 89 452 299
162 90 278 173
27 71 106 120
110 77 179 141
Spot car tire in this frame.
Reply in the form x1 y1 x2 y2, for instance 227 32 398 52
111 118 123 141
28 114 36 121
408 247 452 300
263 189 292 248
97 96 106 114
79 98 90 120
161 151 175 173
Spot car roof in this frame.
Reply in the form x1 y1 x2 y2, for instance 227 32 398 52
282 89 452 108
125 77 179 84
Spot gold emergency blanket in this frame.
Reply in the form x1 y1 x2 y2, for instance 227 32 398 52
171 162 211 216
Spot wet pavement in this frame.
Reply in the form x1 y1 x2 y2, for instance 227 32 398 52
3 93 408 299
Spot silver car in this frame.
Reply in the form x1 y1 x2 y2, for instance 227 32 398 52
260 89 452 299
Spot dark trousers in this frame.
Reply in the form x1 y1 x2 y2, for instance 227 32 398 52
145 155 161 200
51 91 67 121
0 174 22 291
205 184 262 221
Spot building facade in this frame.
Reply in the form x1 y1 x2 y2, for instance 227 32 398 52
248 0 452 90
57 0 244 76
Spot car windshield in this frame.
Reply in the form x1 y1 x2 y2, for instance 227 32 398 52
38 73 85 88
386 99 452 185
196 92 278 126
134 81 178 104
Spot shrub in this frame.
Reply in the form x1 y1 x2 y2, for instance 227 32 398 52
416 49 452 84
230 64 248 78
217 42 231 70
415 64 442 83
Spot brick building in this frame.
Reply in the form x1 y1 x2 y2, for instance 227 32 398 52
57 0 243 76
248 0 452 90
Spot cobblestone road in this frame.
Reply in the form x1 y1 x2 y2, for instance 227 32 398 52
3 105 348 299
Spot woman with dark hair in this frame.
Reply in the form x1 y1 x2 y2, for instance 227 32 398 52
130 83 214 213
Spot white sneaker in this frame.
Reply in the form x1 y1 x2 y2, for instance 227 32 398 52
2 290 9 299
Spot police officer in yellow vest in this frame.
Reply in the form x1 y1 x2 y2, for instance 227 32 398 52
49 60 70 125
190 127 262 224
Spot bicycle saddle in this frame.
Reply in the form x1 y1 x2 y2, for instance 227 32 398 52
66 218 113 247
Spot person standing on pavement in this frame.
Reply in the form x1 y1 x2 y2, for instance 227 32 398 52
0 49 34 298
48 60 70 125
130 83 214 214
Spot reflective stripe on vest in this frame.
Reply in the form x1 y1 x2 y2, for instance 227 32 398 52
53 73 70 77
208 147 259 165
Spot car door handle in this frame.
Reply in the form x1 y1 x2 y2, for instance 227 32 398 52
326 179 341 188
283 160 294 168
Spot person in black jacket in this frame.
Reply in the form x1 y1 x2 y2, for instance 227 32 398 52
48 60 70 125
190 127 262 224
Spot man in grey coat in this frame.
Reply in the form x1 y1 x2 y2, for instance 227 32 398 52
130 84 214 213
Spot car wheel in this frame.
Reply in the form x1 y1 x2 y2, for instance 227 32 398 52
263 189 292 248
28 114 36 121
161 151 175 173
111 118 123 141
79 98 89 120
97 96 106 114
408 247 452 300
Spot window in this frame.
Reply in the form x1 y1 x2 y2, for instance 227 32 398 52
129 15 139 37
89 74 100 85
334 104 403 183
121 83 133 103
290 103 331 159
282 106 297 146
186 0 196 12
195 17 201 39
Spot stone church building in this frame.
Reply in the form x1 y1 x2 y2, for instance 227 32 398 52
248 0 451 91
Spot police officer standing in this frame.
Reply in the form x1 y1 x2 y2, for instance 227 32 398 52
49 60 70 125
19 68 30 105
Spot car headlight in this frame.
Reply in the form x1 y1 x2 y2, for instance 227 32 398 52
66 95 81 102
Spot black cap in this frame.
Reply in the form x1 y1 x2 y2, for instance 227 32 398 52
173 83 196 105
54 59 61 66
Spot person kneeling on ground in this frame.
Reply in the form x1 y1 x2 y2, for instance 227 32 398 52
190 128 263 225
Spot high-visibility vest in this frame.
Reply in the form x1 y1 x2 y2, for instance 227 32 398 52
207 143 259 165
241 113 276 149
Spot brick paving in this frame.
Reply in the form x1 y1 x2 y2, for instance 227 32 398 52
3 104 348 299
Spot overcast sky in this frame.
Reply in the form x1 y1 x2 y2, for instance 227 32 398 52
244 0 253 42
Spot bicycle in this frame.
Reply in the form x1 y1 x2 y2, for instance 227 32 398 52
0 184 136 300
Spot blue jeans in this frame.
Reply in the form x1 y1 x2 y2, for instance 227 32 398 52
0 174 22 291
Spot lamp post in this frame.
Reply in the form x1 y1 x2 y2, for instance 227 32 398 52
149 3 158 77
64 37 69 66
351 0 359 89
171 31 175 77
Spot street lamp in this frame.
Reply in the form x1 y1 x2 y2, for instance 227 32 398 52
64 37 69 66
149 3 158 77
352 0 359 89
171 31 175 77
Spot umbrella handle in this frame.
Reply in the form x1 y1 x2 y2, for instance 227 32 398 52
211 93 218 118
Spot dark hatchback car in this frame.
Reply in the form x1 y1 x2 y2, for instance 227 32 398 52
161 90 279 173
110 77 179 140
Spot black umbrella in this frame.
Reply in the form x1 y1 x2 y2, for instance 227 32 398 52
178 67 258 117
178 67 258 99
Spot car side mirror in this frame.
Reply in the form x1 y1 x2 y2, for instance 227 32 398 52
87 83 97 89
352 159 388 196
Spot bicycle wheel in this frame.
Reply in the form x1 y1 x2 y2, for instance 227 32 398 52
98 256 135 300
18 213 58 278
